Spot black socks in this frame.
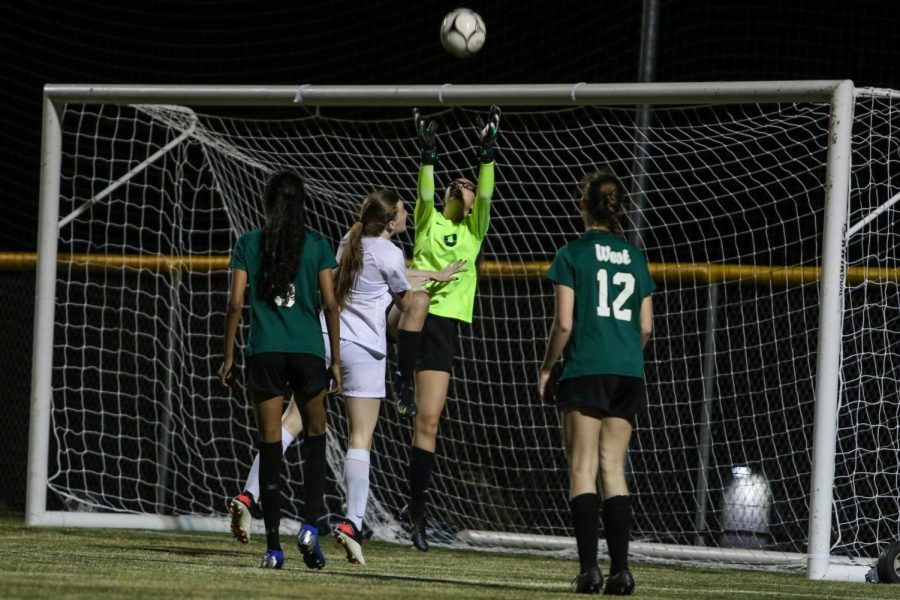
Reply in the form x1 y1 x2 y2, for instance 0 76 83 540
603 495 632 575
408 446 435 519
570 493 599 573
258 440 282 551
301 433 327 526
397 330 421 381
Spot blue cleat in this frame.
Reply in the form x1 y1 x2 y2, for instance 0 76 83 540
297 523 326 569
258 549 284 569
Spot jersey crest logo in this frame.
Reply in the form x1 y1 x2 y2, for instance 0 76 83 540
443 233 458 247
274 283 296 308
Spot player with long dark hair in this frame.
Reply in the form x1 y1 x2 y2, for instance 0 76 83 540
392 106 500 551
221 170 342 570
538 168 654 595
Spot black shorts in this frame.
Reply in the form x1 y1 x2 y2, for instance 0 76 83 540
245 352 327 399
557 374 647 425
415 313 461 374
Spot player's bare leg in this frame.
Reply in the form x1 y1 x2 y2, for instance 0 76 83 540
598 416 635 595
563 409 604 593
412 370 450 453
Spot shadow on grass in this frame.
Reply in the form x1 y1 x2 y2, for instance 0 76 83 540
321 567 566 594
107 544 248 558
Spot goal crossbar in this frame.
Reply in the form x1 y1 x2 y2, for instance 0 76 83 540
44 81 849 107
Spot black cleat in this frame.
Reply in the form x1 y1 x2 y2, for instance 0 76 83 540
359 520 374 540
393 374 417 418
399 505 429 552
574 566 603 594
603 569 635 595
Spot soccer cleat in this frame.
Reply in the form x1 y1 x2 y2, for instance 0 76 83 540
574 565 603 594
333 519 367 565
228 493 253 544
602 569 635 595
258 549 284 569
297 523 327 570
393 373 417 418
399 504 429 552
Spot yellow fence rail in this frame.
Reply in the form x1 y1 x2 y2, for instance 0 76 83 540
1 252 897 285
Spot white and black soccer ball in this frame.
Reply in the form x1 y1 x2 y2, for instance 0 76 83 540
440 8 486 58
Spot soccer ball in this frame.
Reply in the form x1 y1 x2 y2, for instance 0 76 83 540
440 8 486 58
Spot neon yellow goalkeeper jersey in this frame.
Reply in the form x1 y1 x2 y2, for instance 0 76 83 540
411 162 494 324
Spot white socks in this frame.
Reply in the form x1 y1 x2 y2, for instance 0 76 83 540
244 433 372 530
344 448 371 530
244 426 296 501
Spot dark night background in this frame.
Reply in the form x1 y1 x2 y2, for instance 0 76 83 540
2 0 899 522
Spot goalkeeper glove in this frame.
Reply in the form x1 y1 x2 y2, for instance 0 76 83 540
413 108 438 165
476 105 501 164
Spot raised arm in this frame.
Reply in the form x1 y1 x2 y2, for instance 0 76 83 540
469 161 494 239
413 108 438 229
469 106 500 240
415 165 436 228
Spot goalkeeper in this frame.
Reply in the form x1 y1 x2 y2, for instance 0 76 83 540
537 168 654 595
391 106 500 552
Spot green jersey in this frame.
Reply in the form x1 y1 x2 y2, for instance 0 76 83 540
230 229 338 357
411 162 494 324
546 229 655 380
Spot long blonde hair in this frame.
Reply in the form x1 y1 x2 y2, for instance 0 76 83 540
334 190 401 308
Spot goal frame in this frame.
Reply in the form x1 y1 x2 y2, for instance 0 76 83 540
29 81 856 580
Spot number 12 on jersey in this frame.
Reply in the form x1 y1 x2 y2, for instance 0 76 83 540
596 269 635 321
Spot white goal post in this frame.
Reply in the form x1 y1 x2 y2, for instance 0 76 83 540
28 81 899 582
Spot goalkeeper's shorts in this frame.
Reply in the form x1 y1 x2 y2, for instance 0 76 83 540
557 374 647 425
416 313 461 374
245 352 327 399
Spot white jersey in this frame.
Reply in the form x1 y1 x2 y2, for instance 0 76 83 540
321 235 410 358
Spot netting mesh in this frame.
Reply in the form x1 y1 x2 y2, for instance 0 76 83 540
48 94 899 563
838 91 900 558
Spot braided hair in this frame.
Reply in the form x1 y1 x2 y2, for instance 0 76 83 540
579 167 628 235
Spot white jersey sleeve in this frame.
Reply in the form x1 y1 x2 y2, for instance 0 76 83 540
378 242 411 295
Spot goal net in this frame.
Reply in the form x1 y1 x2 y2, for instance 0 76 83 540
30 84 899 577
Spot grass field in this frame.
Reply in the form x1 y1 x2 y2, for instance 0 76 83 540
0 516 893 599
